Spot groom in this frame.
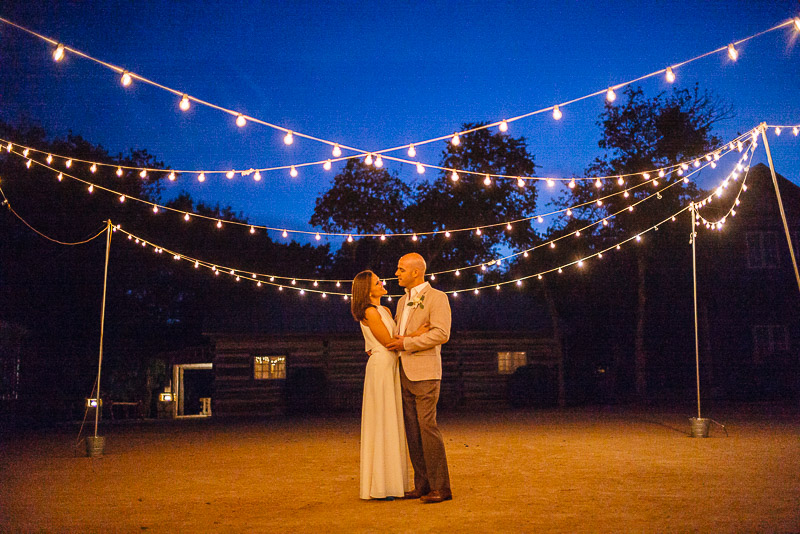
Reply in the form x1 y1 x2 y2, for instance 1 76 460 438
386 253 452 503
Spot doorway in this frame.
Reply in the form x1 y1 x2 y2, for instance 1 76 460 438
172 363 213 417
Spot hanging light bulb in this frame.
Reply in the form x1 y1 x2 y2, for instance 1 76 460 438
374 155 383 168
57 173 63 181
88 184 94 193
119 195 126 203
547 178 555 187
197 172 205 182
537 216 544 223
323 160 332 171
727 43 738 61
249 226 256 234
291 279 297 285
595 178 602 188
168 171 176 181
793 127 799 136
774 127 782 136
332 144 342 157
451 133 461 146
566 209 572 217
408 144 416 158
380 234 387 241
53 44 65 61
217 220 223 229
184 213 190 221
606 87 616 102
115 167 123 177
416 163 425 174
623 190 630 198
550 242 556 249
290 166 298 177
617 176 624 186
65 159 72 168
665 66 676 83
475 228 482 235
596 199 603 206
179 94 190 111
642 172 650 180
139 169 147 178
25 159 31 168
284 131 294 145
90 163 97 173
506 223 513 231
22 148 29 157
236 114 246 127
483 175 492 186
152 206 158 213
282 230 288 238
444 231 451 238
450 171 459 182
121 71 132 87
6 143 12 151
226 170 235 179
455 270 461 277
253 171 261 181
568 179 576 189
412 233 418 242
499 120 508 132
517 178 525 188
795 17 800 31
315 233 321 241
347 234 353 243
658 169 665 178
364 154 373 165
552 105 562 120
43 154 52 164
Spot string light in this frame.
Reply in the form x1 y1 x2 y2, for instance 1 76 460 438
179 94 190 111
665 66 676 83
483 175 491 186
283 131 294 145
198 172 205 182
795 17 800 31
53 43 65 61
552 105 562 120
168 172 176 181
451 133 461 146
323 160 332 171
450 171 459 182
290 166 298 177
364 154 373 165
727 43 738 61
499 120 508 132
606 88 616 102
408 145 416 158
121 71 132 87
517 178 525 188
374 155 383 168
90 163 97 173
416 163 425 174
254 171 261 181
236 114 246 127
65 159 72 168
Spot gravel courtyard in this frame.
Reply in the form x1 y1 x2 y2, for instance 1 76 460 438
1 403 798 533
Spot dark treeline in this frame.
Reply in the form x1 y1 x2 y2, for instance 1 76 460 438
0 85 738 420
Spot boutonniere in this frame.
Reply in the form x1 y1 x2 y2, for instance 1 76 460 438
407 294 425 310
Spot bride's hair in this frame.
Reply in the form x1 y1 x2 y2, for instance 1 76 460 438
351 270 377 321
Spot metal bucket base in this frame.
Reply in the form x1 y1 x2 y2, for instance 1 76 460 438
86 436 106 457
690 417 710 438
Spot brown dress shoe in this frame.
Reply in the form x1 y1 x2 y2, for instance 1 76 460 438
403 487 430 499
420 489 452 503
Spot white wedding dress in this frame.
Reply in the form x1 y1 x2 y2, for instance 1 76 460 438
359 306 410 500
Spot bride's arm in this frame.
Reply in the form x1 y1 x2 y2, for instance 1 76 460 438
362 307 395 347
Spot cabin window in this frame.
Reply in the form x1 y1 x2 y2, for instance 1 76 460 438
498 352 527 374
746 231 780 269
752 325 788 363
254 356 286 380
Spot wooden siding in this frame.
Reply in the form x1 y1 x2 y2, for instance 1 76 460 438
209 332 560 416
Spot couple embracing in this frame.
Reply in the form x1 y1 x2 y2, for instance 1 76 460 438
350 253 452 503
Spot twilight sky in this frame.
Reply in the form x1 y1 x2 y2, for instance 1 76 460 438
1 1 798 242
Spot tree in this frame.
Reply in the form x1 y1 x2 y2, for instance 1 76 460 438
555 85 733 399
311 123 539 285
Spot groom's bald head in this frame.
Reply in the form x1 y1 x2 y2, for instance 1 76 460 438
396 253 427 288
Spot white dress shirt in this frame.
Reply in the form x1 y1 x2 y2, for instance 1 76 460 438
398 281 429 335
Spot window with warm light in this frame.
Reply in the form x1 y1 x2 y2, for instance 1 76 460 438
746 231 780 269
498 352 527 374
752 325 789 363
254 356 286 380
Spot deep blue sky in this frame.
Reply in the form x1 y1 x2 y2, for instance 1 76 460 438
1 1 798 242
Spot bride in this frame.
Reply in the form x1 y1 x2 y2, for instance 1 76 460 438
351 270 429 500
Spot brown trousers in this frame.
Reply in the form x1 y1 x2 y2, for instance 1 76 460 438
399 361 450 493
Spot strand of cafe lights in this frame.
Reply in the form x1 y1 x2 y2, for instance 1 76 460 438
0 16 797 182
4 132 754 292
107 148 756 300
18 139 751 298
1 128 758 244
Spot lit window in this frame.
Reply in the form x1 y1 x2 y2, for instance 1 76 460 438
752 325 789 363
254 356 286 380
498 352 527 374
746 231 780 269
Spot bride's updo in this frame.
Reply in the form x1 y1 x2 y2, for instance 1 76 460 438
351 270 377 321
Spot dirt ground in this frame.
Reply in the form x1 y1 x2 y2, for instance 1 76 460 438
1 403 798 533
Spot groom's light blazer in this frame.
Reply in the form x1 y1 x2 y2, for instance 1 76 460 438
394 284 451 381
